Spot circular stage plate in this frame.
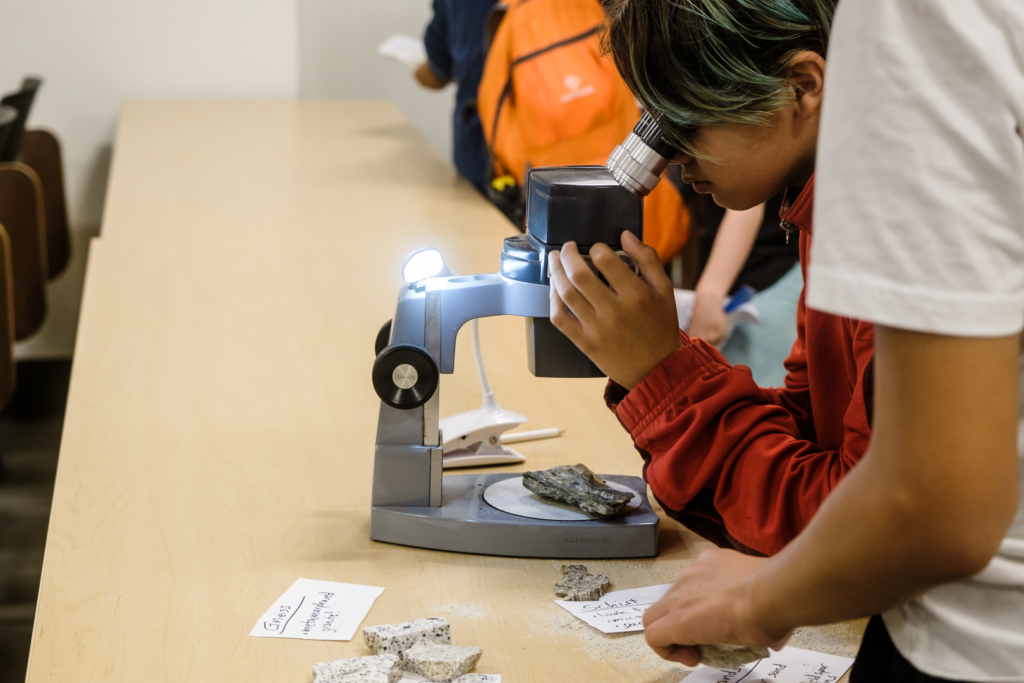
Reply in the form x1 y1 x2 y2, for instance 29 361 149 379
482 476 641 521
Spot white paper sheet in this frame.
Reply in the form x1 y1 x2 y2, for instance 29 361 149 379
250 578 385 641
685 646 853 683
377 34 427 68
555 584 672 634
402 674 499 682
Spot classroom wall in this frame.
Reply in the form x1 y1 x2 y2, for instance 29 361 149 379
0 0 301 358
298 0 454 159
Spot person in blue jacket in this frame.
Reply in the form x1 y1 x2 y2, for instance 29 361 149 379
416 0 498 194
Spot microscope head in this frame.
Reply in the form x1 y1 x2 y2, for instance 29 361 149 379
498 113 680 379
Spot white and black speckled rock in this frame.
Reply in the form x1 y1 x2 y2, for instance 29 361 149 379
453 675 499 683
401 641 483 682
554 564 610 601
312 654 402 683
362 618 451 657
694 644 769 668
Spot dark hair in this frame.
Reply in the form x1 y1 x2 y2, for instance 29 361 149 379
603 0 835 157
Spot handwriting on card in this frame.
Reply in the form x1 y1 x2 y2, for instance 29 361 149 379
250 578 385 641
683 647 853 683
555 584 671 634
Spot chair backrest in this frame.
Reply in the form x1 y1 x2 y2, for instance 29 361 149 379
21 129 71 278
0 77 43 163
0 104 16 161
0 163 47 339
0 223 16 412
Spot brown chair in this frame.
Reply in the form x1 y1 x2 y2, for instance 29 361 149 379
0 77 42 163
0 162 47 340
0 223 16 412
20 129 70 279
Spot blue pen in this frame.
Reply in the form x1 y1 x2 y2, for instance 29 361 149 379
723 284 757 314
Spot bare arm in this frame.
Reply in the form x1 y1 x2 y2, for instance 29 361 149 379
643 326 1021 663
689 204 763 345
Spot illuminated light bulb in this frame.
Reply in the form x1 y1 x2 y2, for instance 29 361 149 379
402 247 455 283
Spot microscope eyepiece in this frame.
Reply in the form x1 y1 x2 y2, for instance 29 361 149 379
606 111 680 197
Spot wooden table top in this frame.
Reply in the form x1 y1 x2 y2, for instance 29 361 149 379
25 102 863 682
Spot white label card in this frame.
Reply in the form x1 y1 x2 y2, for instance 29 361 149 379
685 646 853 683
250 578 385 641
555 583 672 633
402 674 499 682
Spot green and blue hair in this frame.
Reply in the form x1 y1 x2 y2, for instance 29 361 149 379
603 0 835 157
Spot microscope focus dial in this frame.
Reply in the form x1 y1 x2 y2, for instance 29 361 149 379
372 343 439 410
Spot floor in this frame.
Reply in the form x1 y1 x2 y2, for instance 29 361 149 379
0 360 71 683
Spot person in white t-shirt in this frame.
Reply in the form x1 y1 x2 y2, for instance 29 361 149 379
637 1 1024 681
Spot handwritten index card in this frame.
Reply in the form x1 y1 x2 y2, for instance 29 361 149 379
250 578 385 641
402 674 499 682
555 584 672 633
684 646 853 683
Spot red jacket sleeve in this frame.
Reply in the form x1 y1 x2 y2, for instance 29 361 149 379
606 316 873 557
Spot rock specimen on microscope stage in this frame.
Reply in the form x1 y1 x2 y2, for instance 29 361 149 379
554 564 611 601
401 641 483 682
694 643 770 668
521 464 633 516
312 654 403 683
362 617 451 658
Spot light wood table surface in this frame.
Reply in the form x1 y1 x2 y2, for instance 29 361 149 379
25 102 864 682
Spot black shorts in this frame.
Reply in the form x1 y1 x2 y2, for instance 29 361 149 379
851 615 973 683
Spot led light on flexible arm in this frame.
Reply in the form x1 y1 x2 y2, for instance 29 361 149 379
401 248 560 468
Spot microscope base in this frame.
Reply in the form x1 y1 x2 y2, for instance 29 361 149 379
370 473 660 558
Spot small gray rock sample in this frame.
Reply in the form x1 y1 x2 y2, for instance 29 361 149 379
313 654 402 683
694 643 769 668
362 617 451 657
402 641 483 682
521 464 633 516
454 675 500 683
554 564 611 601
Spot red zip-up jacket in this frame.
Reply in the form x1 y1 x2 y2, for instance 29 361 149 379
606 176 876 556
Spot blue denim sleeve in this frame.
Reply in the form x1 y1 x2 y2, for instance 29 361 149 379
423 0 453 81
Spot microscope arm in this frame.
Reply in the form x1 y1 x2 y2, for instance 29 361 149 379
436 273 549 374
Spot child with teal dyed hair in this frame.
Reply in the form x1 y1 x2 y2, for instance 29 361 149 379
549 1 1022 681
550 0 870 556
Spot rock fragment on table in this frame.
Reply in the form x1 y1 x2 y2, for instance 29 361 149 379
313 654 402 683
401 641 483 682
362 617 451 657
521 464 633 516
694 643 769 668
554 564 611 601
453 675 499 683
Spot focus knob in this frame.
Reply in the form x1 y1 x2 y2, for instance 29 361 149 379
372 343 438 410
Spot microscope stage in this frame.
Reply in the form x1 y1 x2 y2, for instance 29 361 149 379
370 472 660 559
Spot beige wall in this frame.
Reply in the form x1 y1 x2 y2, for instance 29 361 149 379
298 0 454 159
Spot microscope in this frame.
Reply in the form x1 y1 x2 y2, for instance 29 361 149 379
369 113 679 558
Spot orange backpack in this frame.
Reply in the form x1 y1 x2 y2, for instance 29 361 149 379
478 0 689 263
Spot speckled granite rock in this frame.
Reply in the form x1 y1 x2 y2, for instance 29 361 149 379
453 675 499 683
695 643 769 668
554 564 610 601
522 464 632 516
362 618 451 657
312 654 402 683
401 641 483 682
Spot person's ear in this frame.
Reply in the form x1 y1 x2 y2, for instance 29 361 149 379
786 51 826 119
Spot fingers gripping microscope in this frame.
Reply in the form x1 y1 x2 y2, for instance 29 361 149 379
369 113 678 559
